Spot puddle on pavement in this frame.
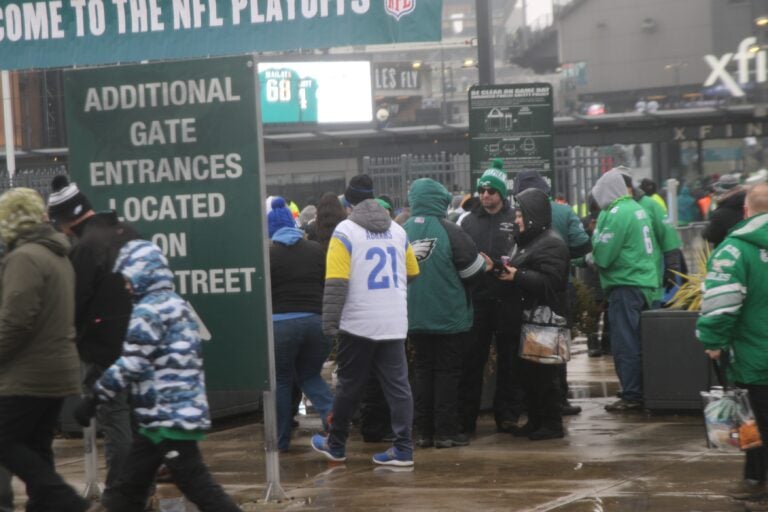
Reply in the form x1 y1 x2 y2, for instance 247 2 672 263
569 381 620 399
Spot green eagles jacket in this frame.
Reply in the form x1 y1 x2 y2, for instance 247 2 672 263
404 178 486 333
697 213 768 385
592 196 659 306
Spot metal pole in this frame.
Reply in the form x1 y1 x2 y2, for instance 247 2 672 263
1 70 16 185
666 178 679 226
475 0 495 85
441 45 448 124
82 419 102 500
254 54 286 503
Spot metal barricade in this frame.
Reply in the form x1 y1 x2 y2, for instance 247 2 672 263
0 165 68 201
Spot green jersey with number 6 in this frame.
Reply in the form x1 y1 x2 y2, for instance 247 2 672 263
592 195 659 306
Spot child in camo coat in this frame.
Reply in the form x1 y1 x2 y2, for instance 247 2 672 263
75 240 241 512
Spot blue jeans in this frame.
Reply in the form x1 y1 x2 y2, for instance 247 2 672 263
328 333 413 458
273 314 333 451
608 287 646 402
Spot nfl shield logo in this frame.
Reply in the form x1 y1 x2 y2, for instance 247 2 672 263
385 0 416 20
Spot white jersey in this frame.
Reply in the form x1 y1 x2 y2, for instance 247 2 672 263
327 219 417 340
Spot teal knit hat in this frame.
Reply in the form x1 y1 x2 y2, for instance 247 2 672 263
477 159 508 198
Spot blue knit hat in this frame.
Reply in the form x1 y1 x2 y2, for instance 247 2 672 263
268 197 295 237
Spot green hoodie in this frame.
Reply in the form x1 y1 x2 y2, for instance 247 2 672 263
697 213 768 385
591 170 659 305
592 196 659 305
404 179 485 333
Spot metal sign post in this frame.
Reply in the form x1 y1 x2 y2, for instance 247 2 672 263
1 70 15 184
82 420 102 500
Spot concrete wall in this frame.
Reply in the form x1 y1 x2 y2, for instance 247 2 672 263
558 0 714 94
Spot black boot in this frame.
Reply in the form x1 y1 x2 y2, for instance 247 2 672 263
587 333 602 357
601 334 611 355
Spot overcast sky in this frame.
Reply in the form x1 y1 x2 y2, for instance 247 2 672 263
524 0 553 26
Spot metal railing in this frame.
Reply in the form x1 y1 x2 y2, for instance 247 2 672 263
362 152 471 208
0 166 68 202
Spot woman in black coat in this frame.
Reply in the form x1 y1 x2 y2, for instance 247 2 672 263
498 188 571 440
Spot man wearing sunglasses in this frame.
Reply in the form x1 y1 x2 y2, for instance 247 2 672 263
458 159 522 434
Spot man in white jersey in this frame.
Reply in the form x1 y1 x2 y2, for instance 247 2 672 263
312 175 420 467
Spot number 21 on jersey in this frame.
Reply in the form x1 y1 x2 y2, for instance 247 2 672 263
366 246 399 290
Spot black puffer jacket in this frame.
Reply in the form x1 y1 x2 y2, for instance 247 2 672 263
71 211 141 368
508 189 570 317
703 188 746 247
461 202 516 301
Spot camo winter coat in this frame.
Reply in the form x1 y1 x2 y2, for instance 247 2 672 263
93 240 211 431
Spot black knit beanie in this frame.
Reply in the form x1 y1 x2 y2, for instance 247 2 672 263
344 174 374 206
47 176 93 224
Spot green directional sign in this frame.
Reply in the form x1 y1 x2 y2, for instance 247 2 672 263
64 56 269 392
469 83 555 189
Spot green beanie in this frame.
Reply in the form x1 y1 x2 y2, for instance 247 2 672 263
477 159 508 198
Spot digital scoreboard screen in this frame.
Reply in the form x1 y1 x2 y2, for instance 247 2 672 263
257 61 373 124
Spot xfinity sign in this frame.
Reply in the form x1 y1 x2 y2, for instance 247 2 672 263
704 36 765 98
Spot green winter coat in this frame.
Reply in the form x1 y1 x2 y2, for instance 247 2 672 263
405 179 485 333
697 213 768 385
592 196 659 306
0 224 80 397
551 201 591 258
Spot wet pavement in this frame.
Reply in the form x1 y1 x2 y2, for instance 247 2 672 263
11 345 756 511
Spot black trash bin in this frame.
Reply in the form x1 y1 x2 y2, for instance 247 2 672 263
641 309 714 410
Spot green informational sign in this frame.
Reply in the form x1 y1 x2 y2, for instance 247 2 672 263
0 0 443 70
64 56 269 392
469 83 555 188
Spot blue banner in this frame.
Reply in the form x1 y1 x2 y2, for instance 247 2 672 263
0 0 442 70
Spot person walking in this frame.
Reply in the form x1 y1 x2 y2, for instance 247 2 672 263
0 188 94 512
268 197 333 452
47 176 140 489
698 183 768 504
311 174 420 466
497 188 570 440
459 159 522 434
590 169 658 411
74 240 241 512
404 178 489 449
